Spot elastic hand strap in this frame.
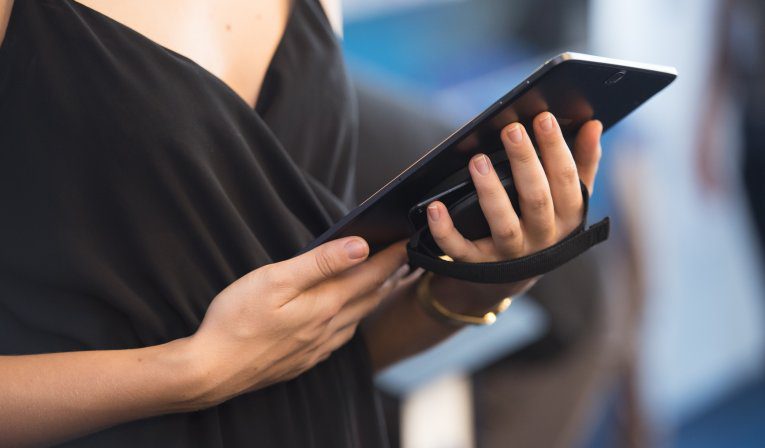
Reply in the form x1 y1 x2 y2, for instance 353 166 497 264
406 183 610 284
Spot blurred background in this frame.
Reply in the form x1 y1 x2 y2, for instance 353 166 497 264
340 0 765 447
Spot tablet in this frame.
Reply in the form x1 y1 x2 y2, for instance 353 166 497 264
307 52 677 254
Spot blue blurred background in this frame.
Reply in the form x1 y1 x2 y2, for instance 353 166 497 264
340 0 765 447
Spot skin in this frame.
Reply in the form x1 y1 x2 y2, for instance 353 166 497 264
0 0 603 445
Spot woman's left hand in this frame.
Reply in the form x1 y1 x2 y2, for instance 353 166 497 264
424 112 603 306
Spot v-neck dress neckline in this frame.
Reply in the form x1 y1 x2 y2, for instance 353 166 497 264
65 0 298 113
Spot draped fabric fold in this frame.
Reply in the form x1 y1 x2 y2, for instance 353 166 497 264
0 0 387 446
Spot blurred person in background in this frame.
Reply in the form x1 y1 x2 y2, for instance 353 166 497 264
0 0 606 446
698 0 765 267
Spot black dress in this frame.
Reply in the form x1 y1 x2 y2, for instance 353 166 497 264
0 0 388 446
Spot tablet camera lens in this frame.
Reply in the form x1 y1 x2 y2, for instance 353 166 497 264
605 70 627 85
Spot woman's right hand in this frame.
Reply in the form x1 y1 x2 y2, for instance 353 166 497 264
185 237 408 408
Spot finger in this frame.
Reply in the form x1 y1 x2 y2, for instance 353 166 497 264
468 154 524 257
328 264 409 330
426 201 484 262
500 123 555 244
533 112 583 223
272 237 369 298
572 120 603 195
312 241 408 309
328 288 388 331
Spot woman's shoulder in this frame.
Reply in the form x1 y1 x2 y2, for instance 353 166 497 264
0 0 12 47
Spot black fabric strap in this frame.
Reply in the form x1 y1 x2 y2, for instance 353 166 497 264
406 182 610 284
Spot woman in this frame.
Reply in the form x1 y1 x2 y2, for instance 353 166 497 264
0 0 603 446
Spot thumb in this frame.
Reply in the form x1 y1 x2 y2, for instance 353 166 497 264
284 237 370 292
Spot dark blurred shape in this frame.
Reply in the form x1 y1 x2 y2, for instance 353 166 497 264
473 246 649 448
354 77 451 201
353 77 447 448
732 0 765 265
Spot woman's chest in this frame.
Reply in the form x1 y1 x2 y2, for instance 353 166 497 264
75 0 292 108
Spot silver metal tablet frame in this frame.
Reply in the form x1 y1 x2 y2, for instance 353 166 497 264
545 52 678 77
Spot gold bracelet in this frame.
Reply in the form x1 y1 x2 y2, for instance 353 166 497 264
416 271 513 327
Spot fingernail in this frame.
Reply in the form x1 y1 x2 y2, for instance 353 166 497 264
506 124 523 144
539 114 554 133
427 203 440 221
344 239 367 259
473 154 491 175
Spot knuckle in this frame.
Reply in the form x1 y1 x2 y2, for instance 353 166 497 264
512 148 538 165
258 265 290 291
253 264 274 283
558 163 580 185
314 250 338 279
495 222 520 241
526 190 551 211
321 297 343 320
293 329 315 347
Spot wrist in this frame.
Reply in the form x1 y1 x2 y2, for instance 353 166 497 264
428 274 536 315
155 335 228 412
